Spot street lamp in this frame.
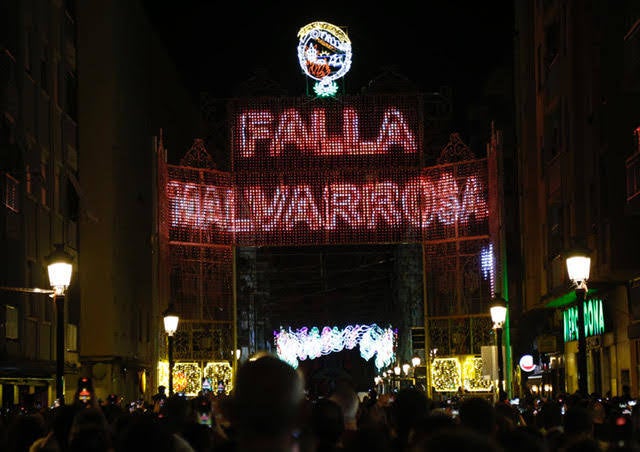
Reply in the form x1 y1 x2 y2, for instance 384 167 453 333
163 304 180 396
566 249 591 395
491 294 507 402
46 244 73 404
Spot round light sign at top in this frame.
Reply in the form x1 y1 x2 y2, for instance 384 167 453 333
519 354 536 372
297 21 352 97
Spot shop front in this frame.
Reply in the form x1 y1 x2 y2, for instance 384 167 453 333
562 296 608 395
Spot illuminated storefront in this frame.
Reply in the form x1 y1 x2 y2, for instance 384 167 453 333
562 297 607 394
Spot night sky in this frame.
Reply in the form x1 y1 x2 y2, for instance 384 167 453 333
143 1 515 103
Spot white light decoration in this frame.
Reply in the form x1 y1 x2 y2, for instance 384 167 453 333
481 243 496 296
274 324 396 370
412 356 421 367
402 363 410 375
297 21 352 97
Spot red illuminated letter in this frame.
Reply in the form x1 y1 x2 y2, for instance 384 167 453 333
324 183 363 229
238 111 274 157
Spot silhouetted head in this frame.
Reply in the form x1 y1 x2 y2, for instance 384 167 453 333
311 397 344 446
232 353 305 439
459 397 497 436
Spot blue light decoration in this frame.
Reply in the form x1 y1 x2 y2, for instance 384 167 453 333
297 21 352 97
481 243 496 296
274 324 396 370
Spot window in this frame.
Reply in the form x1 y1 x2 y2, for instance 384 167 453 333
66 323 77 352
5 305 18 339
24 29 31 73
548 202 563 258
40 160 47 206
40 45 48 92
25 164 32 195
3 172 19 212
544 19 560 68
64 71 77 121
54 165 60 213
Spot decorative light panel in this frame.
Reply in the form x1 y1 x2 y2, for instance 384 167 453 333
431 357 462 392
203 361 234 394
462 356 492 392
157 361 169 390
166 97 489 247
172 362 202 396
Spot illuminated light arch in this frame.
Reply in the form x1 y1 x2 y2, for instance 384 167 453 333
274 324 396 370
160 97 498 396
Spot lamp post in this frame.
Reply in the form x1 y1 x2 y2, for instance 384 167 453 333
163 304 179 396
46 244 73 404
491 294 507 402
566 249 591 396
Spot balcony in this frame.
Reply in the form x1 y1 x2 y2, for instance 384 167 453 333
627 150 640 212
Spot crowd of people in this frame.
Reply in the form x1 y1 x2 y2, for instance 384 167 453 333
1 352 639 451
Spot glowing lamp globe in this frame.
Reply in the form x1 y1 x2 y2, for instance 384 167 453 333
566 251 591 284
46 244 73 295
490 295 507 327
163 305 179 336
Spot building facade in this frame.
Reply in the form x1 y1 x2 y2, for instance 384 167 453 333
514 0 640 396
0 0 81 409
0 0 200 408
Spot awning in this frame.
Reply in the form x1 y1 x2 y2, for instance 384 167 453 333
545 288 599 308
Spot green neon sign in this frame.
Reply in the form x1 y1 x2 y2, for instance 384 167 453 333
563 298 605 342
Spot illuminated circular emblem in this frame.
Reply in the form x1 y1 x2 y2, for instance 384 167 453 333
297 21 352 97
519 354 536 372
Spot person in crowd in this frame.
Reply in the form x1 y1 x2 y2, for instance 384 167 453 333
73 376 100 410
6 413 47 452
388 387 432 451
153 385 168 413
411 426 503 452
29 404 78 451
458 397 498 439
158 394 197 451
223 352 305 451
115 411 187 452
67 406 113 452
558 404 598 451
328 379 360 449
310 397 344 452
